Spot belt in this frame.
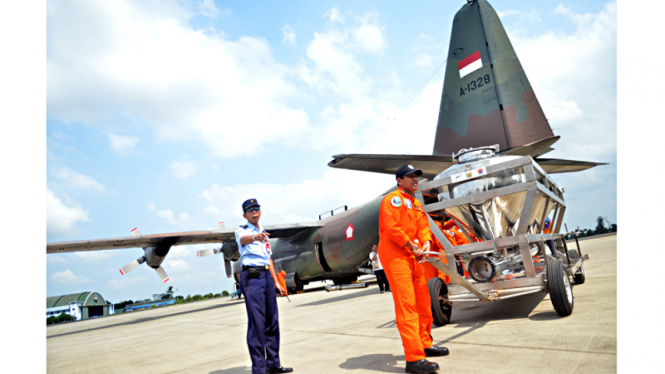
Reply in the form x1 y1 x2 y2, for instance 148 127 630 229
242 265 270 271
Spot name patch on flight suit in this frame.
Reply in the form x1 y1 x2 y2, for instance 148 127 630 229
404 199 412 209
391 196 402 207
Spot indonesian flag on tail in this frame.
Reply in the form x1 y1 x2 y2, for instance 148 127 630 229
458 51 482 78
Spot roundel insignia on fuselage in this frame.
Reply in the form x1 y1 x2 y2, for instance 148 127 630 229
404 199 412 209
391 196 402 208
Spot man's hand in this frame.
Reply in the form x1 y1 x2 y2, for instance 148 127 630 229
422 241 431 253
275 283 286 296
405 240 418 252
254 231 270 243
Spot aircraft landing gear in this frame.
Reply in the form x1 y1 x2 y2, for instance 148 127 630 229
289 275 304 294
333 276 357 286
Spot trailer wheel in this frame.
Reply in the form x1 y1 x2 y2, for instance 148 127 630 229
427 277 452 327
547 257 574 316
568 249 586 284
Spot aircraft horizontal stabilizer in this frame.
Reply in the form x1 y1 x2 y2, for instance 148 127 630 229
534 158 608 174
328 154 454 179
328 152 605 178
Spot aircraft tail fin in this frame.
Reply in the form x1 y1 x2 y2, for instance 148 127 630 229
433 0 554 156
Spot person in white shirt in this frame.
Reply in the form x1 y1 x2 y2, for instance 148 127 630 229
369 244 391 294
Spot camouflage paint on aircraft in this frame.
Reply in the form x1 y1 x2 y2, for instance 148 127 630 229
433 0 554 155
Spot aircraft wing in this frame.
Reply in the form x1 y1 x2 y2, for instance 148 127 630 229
328 153 454 179
47 222 324 254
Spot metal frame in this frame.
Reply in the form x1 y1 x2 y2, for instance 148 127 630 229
417 156 587 302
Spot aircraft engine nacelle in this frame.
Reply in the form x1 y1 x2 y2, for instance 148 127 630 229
143 246 167 269
220 241 240 262
119 236 179 283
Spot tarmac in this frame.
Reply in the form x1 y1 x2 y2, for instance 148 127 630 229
47 235 617 373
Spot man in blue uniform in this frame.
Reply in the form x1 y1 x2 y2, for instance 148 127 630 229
235 198 293 374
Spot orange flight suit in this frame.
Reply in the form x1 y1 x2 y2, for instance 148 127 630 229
276 270 287 295
379 188 434 362
422 220 454 284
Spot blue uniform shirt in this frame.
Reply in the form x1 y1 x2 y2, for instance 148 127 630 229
235 222 272 267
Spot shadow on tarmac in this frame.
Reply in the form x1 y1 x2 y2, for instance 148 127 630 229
47 299 245 339
297 287 378 307
444 291 547 326
209 366 252 374
339 353 406 373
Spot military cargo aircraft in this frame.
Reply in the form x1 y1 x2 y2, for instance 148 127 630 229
46 0 605 292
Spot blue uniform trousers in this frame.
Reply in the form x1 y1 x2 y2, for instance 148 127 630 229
240 269 281 374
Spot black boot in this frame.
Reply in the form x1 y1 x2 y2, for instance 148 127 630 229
424 346 449 357
405 359 439 373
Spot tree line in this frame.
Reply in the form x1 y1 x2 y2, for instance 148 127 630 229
564 216 616 240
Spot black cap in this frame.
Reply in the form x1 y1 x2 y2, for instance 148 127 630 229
396 164 423 179
242 199 261 212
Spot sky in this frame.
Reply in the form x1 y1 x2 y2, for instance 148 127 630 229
42 0 617 304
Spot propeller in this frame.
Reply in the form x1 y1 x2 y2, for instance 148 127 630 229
155 266 169 283
120 256 145 275
224 260 232 278
119 227 171 282
197 247 233 278
197 247 222 257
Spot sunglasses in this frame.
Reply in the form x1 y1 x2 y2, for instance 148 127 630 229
245 207 261 213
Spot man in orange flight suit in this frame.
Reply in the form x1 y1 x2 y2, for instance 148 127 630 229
379 164 449 374
422 220 453 284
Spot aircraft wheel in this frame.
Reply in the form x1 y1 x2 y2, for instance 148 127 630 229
568 249 586 284
547 257 574 317
427 277 452 327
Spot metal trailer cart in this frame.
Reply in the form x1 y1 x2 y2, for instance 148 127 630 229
414 145 588 326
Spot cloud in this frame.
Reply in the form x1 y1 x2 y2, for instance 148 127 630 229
196 0 218 18
48 0 310 159
351 14 386 54
326 7 344 24
554 4 571 14
282 24 296 45
72 250 116 262
170 156 196 179
498 9 521 18
108 274 149 290
168 259 191 272
168 246 192 259
147 202 189 226
51 269 90 284
508 1 617 162
47 189 89 237
51 166 106 192
108 133 140 156
413 53 435 69
200 169 394 226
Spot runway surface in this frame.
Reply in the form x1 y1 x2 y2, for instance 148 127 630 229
47 235 616 373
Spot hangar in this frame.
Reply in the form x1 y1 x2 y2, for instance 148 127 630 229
46 291 115 321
